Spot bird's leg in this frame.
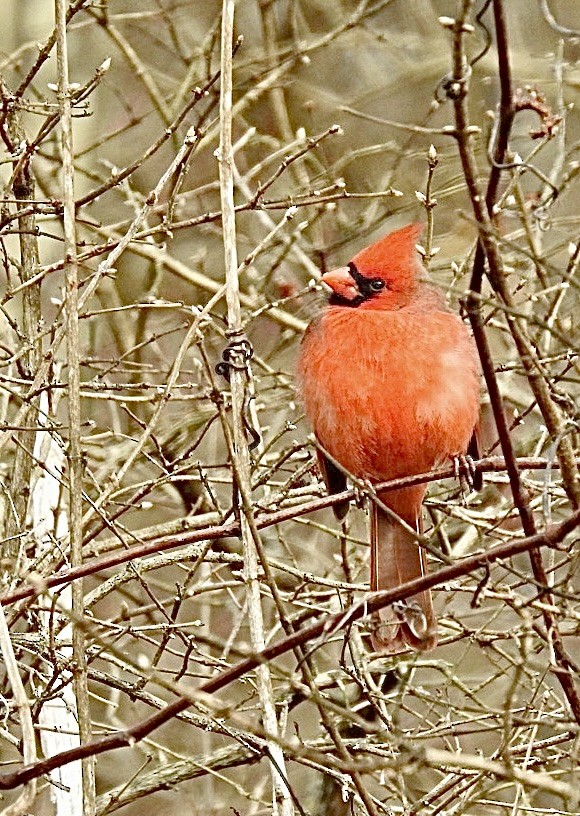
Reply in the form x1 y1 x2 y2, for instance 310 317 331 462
453 453 477 500
353 477 374 510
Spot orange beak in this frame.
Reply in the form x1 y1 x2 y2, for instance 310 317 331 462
320 267 359 302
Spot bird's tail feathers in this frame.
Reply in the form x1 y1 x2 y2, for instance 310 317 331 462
369 502 437 654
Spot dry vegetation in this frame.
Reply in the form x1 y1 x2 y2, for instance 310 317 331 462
0 1 578 814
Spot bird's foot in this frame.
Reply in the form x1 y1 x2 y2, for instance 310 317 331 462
353 478 374 509
453 453 477 500
393 600 430 642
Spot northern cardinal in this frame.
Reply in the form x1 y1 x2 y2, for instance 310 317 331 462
297 224 480 653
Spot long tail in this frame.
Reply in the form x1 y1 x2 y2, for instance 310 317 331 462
369 501 437 654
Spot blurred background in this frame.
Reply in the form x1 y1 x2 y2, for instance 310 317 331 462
0 1 578 814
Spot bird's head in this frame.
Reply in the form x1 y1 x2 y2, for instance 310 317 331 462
321 223 423 309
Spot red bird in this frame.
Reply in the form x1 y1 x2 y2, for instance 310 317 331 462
297 224 480 653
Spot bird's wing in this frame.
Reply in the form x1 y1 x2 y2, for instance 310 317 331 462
316 446 350 520
467 427 483 491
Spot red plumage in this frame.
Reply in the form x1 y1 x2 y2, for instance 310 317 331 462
297 224 480 653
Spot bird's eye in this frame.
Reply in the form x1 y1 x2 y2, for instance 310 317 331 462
369 279 386 292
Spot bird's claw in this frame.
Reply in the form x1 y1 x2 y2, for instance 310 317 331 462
353 478 374 509
453 453 477 497
394 600 429 641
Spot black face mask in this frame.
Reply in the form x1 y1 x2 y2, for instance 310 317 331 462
328 262 386 307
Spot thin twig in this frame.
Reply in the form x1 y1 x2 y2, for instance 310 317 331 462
55 2 95 810
1 453 576 607
450 0 580 721
0 602 36 813
0 511 577 792
217 3 292 813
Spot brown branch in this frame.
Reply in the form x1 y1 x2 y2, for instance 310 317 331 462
451 0 580 723
0 455 572 608
0 511 577 791
12 0 89 100
0 76 43 561
481 9 580 726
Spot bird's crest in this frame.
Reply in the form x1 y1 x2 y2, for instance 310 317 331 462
350 223 423 291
